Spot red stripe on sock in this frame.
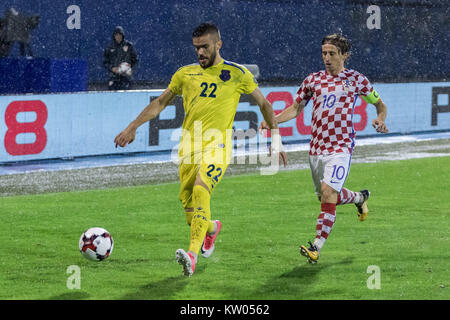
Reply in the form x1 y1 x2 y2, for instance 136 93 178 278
322 219 335 227
337 188 359 205
315 212 324 240
321 231 331 239
317 203 336 241
321 203 336 213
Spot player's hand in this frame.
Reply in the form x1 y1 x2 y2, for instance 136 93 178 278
114 127 136 148
112 67 119 74
258 121 270 133
372 118 389 133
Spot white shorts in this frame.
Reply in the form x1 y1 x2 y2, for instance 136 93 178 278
309 152 352 196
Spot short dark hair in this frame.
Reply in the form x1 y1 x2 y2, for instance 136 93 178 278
322 33 351 56
192 22 220 39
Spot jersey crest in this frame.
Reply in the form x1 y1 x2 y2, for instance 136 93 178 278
219 69 231 82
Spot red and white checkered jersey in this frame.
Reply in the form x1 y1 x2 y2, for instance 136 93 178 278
295 69 374 155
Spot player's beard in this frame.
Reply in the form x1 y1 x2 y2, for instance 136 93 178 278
199 50 217 69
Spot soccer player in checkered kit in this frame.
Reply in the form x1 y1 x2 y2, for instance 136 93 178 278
260 33 389 264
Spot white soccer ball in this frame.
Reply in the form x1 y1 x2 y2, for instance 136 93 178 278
79 227 114 261
118 62 132 76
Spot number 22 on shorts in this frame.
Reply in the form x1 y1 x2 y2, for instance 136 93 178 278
206 164 223 189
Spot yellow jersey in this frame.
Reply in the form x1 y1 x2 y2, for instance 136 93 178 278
168 59 258 163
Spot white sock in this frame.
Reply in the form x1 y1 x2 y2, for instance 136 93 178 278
313 238 324 252
355 192 362 204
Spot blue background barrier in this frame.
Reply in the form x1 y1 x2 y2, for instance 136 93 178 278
0 58 87 93
0 81 449 163
0 0 448 88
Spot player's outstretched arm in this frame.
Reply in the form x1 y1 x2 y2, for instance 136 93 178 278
250 87 288 167
258 100 306 132
250 87 278 130
372 98 389 133
114 88 176 147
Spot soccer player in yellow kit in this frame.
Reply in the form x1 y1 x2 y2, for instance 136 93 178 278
114 22 287 276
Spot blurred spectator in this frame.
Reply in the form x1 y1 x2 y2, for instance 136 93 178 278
3 8 39 57
103 26 138 90
0 17 11 57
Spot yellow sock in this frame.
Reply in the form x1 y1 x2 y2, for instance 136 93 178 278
184 208 214 231
185 210 194 226
189 185 213 254
186 209 212 230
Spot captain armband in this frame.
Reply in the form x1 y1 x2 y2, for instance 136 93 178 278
360 89 381 104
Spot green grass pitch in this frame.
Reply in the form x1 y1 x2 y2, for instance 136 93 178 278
1 156 449 300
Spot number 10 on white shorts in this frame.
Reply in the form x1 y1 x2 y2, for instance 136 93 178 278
309 152 352 194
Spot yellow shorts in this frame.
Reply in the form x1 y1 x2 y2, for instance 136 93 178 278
179 149 230 209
